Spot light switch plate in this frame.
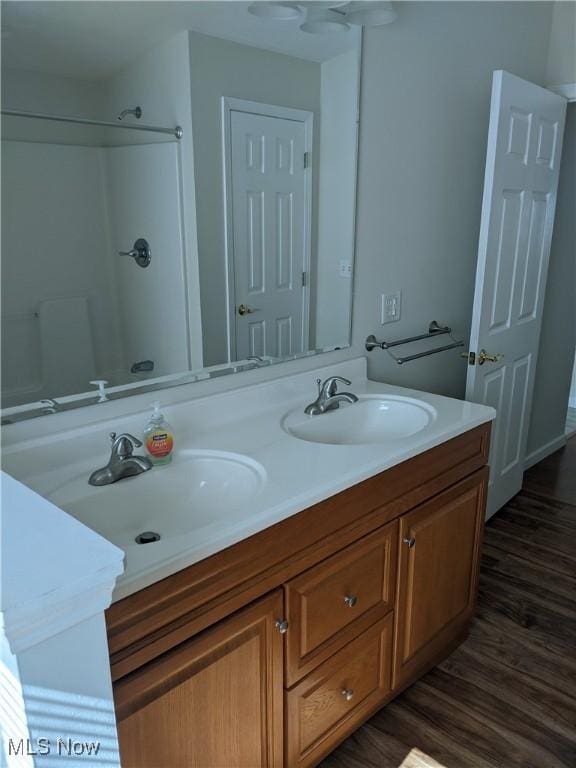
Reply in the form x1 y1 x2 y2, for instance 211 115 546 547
380 290 402 324
339 260 353 278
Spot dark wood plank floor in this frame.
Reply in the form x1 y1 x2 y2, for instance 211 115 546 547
322 439 576 768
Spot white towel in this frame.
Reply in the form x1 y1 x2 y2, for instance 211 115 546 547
38 297 95 396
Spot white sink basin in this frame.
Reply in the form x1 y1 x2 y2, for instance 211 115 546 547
282 395 437 445
46 450 266 547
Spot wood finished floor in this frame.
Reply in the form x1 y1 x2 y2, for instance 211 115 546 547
321 439 576 768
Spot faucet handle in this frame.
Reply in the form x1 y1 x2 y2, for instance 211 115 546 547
321 376 352 397
110 432 143 459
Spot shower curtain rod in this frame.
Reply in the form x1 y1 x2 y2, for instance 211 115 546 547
1 108 183 139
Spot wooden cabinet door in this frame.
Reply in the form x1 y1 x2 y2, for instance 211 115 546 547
393 468 487 690
115 590 284 768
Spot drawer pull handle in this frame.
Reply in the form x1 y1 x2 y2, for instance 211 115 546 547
344 595 357 608
340 688 354 702
403 536 416 548
275 619 289 634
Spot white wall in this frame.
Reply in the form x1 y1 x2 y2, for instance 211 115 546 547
351 1 553 398
103 31 203 370
547 0 576 86
0 141 123 406
188 31 322 366
1 68 104 116
526 103 576 456
315 49 359 350
1 68 108 146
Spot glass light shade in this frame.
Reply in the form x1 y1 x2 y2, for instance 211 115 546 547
300 9 350 34
345 2 397 26
298 2 349 8
247 3 302 21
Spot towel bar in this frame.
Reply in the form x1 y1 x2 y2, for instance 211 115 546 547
365 321 464 365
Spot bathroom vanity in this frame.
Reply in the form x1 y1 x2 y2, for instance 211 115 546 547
2 358 494 767
109 424 489 768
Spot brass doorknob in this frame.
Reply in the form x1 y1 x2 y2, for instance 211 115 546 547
478 349 504 366
238 304 259 316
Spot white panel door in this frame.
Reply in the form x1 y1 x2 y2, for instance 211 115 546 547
230 110 308 360
466 70 566 518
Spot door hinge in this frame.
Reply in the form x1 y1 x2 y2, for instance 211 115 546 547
302 271 307 287
303 151 310 169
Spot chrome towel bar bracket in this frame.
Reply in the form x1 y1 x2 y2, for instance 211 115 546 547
365 321 464 365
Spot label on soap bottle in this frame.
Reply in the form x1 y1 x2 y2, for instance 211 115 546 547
146 430 174 459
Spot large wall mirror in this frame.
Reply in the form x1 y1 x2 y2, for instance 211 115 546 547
1 1 361 412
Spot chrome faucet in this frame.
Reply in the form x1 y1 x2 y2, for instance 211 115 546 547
246 355 266 368
40 398 59 414
304 376 359 416
89 432 153 486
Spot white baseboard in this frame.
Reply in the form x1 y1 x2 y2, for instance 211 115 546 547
524 433 567 471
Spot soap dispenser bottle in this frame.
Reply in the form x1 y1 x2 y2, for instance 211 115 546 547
144 401 174 465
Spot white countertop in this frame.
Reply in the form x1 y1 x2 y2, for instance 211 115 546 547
1 471 124 652
1 358 495 601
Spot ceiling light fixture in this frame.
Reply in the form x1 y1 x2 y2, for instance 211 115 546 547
246 2 398 35
343 2 397 27
247 2 302 21
300 8 350 34
297 1 349 8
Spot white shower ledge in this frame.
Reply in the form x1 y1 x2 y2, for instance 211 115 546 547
1 358 495 603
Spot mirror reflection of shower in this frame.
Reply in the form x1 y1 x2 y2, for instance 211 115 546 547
0 105 187 407
117 105 142 121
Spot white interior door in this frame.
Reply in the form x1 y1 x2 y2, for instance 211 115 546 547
466 70 566 518
229 108 309 360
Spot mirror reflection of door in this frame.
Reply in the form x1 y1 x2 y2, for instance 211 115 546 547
225 100 312 360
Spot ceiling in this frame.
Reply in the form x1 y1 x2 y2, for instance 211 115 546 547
1 1 360 81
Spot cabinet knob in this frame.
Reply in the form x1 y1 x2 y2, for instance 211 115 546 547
275 618 289 634
343 595 357 608
402 536 416 548
340 688 354 702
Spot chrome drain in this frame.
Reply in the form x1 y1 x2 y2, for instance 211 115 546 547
135 531 161 545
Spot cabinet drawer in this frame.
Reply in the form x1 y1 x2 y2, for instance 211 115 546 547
285 522 397 685
286 613 393 768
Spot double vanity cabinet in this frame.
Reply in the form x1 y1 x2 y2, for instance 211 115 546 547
108 421 490 767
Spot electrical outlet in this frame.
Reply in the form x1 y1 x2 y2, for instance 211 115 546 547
339 260 353 278
380 290 402 324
